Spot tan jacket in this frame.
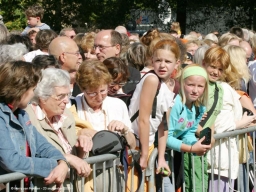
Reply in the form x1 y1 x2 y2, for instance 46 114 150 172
25 105 81 192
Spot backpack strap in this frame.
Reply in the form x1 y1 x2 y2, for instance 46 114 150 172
130 70 161 122
199 83 219 127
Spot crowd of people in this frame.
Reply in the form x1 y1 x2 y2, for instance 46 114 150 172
0 3 256 192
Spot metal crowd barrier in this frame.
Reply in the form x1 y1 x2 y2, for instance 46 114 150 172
1 125 256 192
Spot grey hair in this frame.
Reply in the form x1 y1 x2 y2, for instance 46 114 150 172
0 43 28 64
32 68 70 104
193 45 210 66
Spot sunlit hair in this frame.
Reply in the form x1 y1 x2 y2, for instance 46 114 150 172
204 33 218 44
223 45 251 85
0 43 28 64
110 30 122 48
218 32 242 47
170 22 181 34
59 27 75 36
140 28 160 46
124 42 146 70
179 64 209 107
35 29 57 51
81 32 96 53
73 33 85 47
193 45 210 66
76 60 112 91
203 46 241 89
103 57 128 82
25 4 44 19
0 61 41 104
152 39 181 60
251 33 256 56
32 68 70 104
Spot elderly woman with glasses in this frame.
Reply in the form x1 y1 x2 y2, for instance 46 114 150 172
75 60 135 146
25 68 92 190
74 59 136 192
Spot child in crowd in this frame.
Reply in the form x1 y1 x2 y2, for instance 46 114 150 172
23 29 57 62
166 64 211 192
21 4 50 36
127 39 180 191
203 46 256 192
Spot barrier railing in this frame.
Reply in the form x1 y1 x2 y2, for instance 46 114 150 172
1 126 256 192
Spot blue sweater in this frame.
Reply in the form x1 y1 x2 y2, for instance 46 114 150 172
166 94 206 152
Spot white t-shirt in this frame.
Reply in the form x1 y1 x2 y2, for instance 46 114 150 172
129 73 175 146
23 49 48 62
75 94 132 132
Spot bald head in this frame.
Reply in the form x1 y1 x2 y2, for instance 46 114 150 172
48 36 82 74
115 26 127 34
49 36 75 57
240 40 252 60
94 30 122 61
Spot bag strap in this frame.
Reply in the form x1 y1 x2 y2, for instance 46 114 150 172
130 70 161 122
199 83 219 127
120 136 142 191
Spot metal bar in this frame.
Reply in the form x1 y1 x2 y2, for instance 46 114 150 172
228 137 231 192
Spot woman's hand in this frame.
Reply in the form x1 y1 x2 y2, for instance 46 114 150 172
75 135 93 153
107 120 128 134
139 155 148 170
191 137 211 156
236 113 256 129
156 158 171 176
65 154 91 177
44 160 69 186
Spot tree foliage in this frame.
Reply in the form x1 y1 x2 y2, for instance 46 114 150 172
0 0 255 33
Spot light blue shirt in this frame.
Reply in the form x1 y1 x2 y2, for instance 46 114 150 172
166 94 206 152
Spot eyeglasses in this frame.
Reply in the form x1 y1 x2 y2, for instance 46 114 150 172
50 93 72 101
63 51 81 57
93 44 115 51
84 89 108 97
109 81 127 87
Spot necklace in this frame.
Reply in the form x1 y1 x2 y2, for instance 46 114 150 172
81 96 107 130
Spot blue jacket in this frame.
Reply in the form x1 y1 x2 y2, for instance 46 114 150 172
0 102 66 177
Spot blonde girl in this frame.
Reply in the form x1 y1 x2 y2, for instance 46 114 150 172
127 39 180 191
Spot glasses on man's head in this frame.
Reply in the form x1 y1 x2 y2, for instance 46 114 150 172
109 81 127 87
93 44 115 51
63 51 81 57
84 89 108 97
50 92 72 101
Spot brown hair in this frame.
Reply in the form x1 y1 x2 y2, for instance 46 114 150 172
81 32 96 53
76 60 112 91
140 28 160 46
35 29 57 51
0 61 41 103
25 4 45 19
103 57 129 82
153 39 181 60
204 46 241 89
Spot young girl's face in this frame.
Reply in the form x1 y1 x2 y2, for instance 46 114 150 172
152 49 179 80
204 62 223 82
184 75 206 105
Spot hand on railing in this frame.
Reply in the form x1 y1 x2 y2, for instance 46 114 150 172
155 158 171 176
44 160 69 187
139 155 148 170
191 137 211 156
76 135 93 153
236 112 256 129
65 154 91 177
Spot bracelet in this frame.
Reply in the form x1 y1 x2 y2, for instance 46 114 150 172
190 145 193 153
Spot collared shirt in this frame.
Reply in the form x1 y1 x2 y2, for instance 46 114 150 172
75 94 132 132
31 104 72 154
